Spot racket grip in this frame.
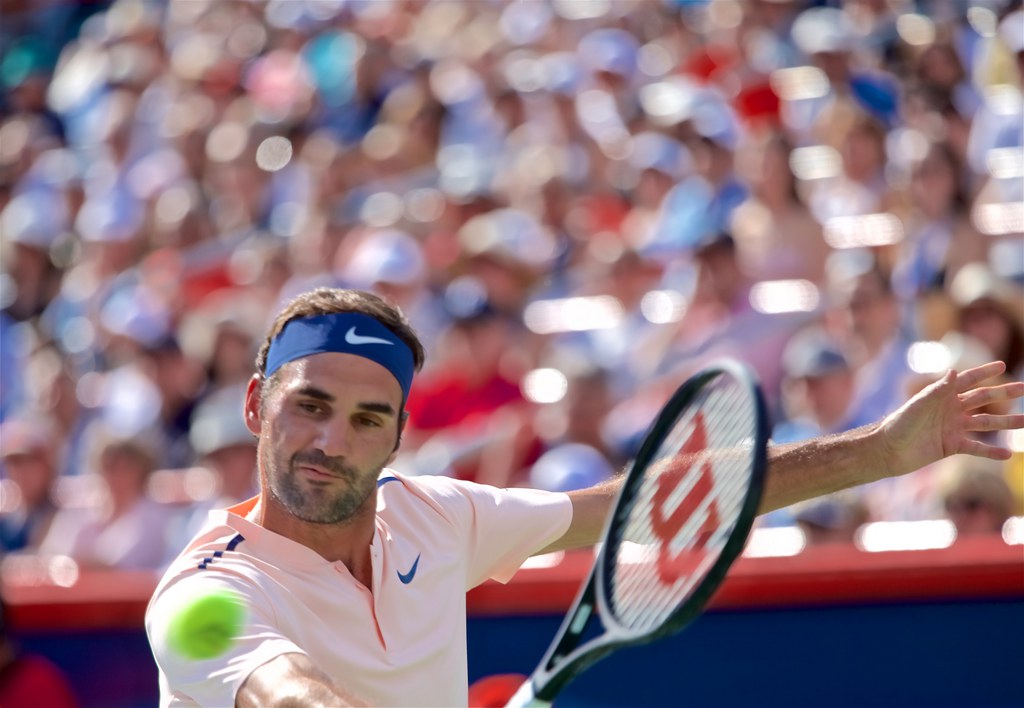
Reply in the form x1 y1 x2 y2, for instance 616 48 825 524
505 680 551 708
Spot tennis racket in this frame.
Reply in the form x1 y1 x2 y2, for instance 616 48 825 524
507 359 769 707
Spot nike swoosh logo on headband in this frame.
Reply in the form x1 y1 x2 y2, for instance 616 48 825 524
344 327 395 346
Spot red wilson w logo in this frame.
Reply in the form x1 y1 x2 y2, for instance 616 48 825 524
650 412 719 585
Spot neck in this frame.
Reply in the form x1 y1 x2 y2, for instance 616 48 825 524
248 495 377 588
107 492 140 520
758 187 791 210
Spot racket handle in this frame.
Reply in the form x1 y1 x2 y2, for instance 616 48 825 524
505 680 551 708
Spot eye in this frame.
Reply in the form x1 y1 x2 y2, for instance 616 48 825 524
355 415 383 428
297 401 323 415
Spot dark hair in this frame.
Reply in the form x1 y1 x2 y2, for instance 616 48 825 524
255 288 426 391
914 139 970 214
764 131 803 205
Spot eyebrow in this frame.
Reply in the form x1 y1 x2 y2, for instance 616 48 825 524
294 387 398 417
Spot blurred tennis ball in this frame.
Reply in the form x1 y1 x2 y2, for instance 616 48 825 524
167 589 246 660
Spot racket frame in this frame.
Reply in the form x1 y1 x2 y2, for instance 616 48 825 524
513 359 769 705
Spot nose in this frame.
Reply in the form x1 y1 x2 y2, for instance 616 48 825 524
314 417 356 459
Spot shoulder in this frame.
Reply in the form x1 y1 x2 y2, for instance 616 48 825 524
377 471 568 528
376 471 477 517
378 470 526 506
146 533 268 647
150 523 254 607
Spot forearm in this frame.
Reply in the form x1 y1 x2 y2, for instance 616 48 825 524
236 653 367 708
759 423 888 514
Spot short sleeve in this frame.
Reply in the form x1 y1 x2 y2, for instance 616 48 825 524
146 572 305 707
411 478 572 588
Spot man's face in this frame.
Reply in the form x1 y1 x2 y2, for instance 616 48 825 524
245 352 404 525
804 369 854 430
842 275 895 341
2 452 53 507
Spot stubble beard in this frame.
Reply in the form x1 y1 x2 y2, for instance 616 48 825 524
264 447 380 525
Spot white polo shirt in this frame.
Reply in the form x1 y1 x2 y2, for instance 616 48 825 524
146 471 572 707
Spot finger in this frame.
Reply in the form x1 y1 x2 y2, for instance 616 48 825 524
959 382 1024 410
965 413 1024 432
956 438 1013 460
954 361 1008 393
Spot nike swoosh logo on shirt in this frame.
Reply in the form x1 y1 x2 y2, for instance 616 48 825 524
397 554 421 585
344 327 394 346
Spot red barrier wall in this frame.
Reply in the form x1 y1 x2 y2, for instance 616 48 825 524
3 535 1021 632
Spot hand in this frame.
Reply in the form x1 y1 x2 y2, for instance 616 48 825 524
880 361 1024 476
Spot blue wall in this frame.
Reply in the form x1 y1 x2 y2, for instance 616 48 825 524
466 599 1024 708
14 598 1023 707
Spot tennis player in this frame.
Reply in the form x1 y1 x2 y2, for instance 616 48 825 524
146 287 1023 707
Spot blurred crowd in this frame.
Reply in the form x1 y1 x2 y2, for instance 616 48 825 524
0 0 1022 572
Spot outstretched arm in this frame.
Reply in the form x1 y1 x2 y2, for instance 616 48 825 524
551 362 1024 550
759 361 1024 513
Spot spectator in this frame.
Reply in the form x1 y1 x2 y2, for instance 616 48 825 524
335 227 448 352
787 6 900 144
731 131 831 284
910 40 980 119
949 263 1024 381
456 208 559 316
22 346 96 478
524 363 626 493
825 257 914 429
166 384 258 553
807 113 899 226
0 48 64 145
0 417 61 553
648 231 807 409
402 292 540 487
528 441 615 494
0 312 27 422
643 88 749 256
542 248 667 395
773 327 856 444
764 330 858 529
0 191 66 323
619 132 689 253
791 492 870 547
39 430 171 570
135 335 206 469
178 301 262 393
966 8 1023 203
938 455 1016 539
890 140 987 302
0 0 1018 554
541 366 624 469
187 385 257 507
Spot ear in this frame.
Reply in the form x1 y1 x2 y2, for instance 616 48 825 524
243 374 263 436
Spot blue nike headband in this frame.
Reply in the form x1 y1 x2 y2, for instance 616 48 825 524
265 312 415 402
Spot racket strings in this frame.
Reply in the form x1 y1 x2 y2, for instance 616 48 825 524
606 377 756 634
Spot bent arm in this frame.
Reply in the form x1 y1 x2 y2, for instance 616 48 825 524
236 653 368 708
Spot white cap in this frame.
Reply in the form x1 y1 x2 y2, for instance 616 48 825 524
792 7 856 55
340 229 426 288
